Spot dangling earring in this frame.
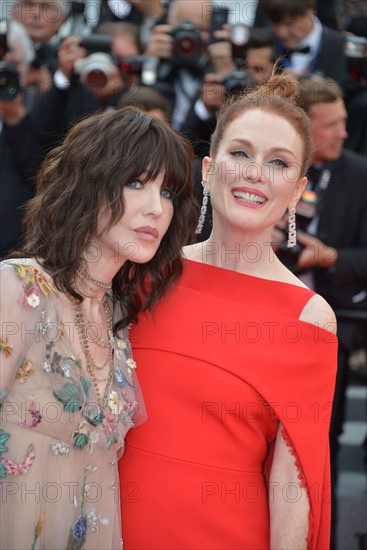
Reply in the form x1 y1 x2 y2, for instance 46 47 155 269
195 184 210 235
287 207 297 248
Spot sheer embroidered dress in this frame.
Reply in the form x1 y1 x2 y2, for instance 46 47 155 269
0 259 144 549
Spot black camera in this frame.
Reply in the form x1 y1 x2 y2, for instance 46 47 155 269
73 34 159 89
73 34 115 89
0 20 21 102
222 24 255 96
222 69 255 96
171 20 202 67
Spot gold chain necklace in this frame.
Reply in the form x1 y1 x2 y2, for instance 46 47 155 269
72 298 114 408
86 301 114 349
77 279 108 305
78 266 112 292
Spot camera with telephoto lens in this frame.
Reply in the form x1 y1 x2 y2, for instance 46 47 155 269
74 34 116 89
73 35 159 88
344 35 367 82
222 24 256 96
171 20 202 67
0 20 21 102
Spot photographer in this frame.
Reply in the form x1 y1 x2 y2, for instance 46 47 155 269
144 0 235 130
182 27 276 158
0 19 45 258
10 0 71 87
96 0 166 48
258 0 367 154
275 75 367 549
29 22 141 150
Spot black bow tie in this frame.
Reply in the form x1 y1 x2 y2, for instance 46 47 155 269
284 45 311 60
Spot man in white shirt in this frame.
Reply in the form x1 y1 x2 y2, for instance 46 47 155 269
259 0 349 91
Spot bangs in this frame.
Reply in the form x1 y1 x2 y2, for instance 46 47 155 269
100 112 193 227
127 120 193 198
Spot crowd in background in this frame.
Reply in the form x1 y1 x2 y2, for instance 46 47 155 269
0 0 366 547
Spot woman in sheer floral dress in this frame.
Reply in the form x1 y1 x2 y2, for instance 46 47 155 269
0 107 197 549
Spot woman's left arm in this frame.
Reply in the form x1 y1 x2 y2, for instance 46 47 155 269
269 422 310 549
269 292 337 549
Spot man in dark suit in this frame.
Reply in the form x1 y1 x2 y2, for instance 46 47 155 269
259 0 367 154
277 75 366 549
258 0 349 91
296 76 366 365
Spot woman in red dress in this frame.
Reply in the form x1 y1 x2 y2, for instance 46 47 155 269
119 74 338 549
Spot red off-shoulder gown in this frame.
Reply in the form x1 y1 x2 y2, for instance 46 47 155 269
119 259 337 549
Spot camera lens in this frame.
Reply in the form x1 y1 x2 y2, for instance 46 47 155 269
177 36 197 56
172 21 202 66
83 69 108 89
0 61 20 102
74 53 115 90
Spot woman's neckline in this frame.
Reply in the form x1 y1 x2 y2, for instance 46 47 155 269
182 257 310 291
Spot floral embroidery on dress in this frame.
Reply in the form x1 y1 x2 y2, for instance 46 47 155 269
20 395 42 428
44 341 82 379
72 420 90 450
86 508 110 535
0 438 36 477
15 359 34 383
0 336 13 357
0 429 11 478
66 464 109 548
108 391 121 415
31 513 45 550
0 391 7 406
67 515 87 550
50 441 71 456
0 261 142 548
126 358 137 382
53 379 88 414
12 263 57 310
40 308 65 343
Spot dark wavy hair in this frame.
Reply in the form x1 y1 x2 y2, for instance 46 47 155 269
16 107 198 329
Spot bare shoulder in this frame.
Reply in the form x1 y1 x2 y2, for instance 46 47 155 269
182 243 206 262
299 294 337 334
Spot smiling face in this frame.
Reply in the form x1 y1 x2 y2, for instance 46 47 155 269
93 171 174 266
203 109 307 238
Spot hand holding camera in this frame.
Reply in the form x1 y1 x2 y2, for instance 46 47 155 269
145 24 174 60
0 20 21 104
0 92 26 125
58 35 126 100
58 36 88 80
207 27 235 75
